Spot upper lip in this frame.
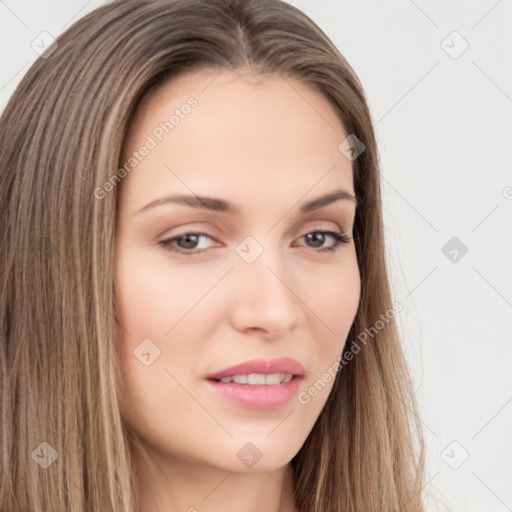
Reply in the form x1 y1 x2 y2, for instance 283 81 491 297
206 357 306 380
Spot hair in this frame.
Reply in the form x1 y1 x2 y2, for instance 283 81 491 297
0 0 426 510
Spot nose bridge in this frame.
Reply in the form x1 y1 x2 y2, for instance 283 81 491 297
230 235 304 334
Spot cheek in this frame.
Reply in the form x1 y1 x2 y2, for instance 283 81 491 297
302 255 360 387
115 247 217 341
304 254 360 340
113 249 216 444
114 247 230 394
325 269 360 328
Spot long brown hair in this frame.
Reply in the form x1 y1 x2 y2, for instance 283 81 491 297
0 0 425 510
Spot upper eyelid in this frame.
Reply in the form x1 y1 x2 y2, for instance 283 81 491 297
161 216 348 237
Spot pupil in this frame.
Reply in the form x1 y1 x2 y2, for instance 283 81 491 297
307 232 324 247
180 234 198 249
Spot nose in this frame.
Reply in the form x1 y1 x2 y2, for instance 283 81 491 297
228 245 306 339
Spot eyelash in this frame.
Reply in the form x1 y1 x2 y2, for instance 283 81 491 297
158 229 352 257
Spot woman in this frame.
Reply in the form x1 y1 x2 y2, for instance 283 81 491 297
0 0 426 510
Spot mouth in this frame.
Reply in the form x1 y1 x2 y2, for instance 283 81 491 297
204 357 305 409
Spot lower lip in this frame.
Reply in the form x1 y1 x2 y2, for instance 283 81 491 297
205 376 303 410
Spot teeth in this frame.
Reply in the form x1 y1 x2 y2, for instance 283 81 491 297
217 373 293 385
248 373 266 385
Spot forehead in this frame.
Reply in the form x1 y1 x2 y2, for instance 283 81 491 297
119 68 354 212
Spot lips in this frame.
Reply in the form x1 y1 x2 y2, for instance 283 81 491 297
205 357 306 381
205 375 302 409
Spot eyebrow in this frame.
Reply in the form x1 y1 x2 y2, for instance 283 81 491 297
133 188 357 217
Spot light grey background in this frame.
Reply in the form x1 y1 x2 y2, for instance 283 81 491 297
1 1 511 510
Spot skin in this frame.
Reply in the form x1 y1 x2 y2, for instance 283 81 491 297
114 67 361 512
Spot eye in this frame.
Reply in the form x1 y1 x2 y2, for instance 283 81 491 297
158 231 216 254
158 229 352 256
295 230 352 253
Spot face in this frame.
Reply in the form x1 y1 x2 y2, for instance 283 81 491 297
114 67 361 474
